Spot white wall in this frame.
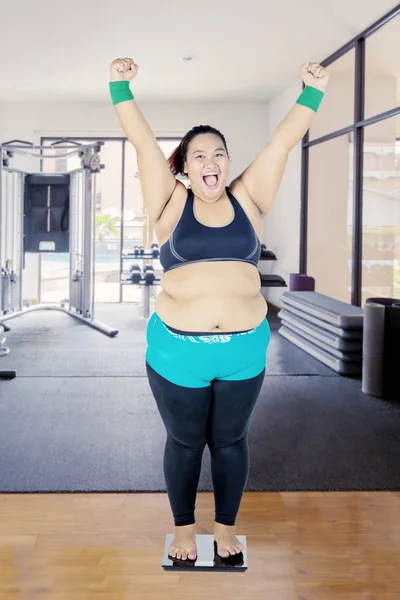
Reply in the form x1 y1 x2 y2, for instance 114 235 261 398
260 80 303 308
0 99 271 301
0 100 269 172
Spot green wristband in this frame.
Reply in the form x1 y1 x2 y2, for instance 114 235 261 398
296 85 324 112
109 80 134 105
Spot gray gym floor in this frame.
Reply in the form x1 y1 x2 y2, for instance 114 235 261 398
0 304 399 492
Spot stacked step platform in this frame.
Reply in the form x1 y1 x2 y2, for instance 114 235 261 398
277 291 364 376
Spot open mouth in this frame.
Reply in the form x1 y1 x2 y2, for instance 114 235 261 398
202 173 219 189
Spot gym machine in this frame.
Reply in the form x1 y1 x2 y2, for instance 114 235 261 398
0 139 118 337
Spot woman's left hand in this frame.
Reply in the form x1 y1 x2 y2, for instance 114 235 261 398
302 61 330 91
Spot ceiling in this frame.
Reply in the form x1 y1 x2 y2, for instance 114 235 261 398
0 0 398 103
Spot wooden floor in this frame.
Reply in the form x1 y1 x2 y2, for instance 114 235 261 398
0 491 399 599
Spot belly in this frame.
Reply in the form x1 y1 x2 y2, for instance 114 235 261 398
155 261 268 332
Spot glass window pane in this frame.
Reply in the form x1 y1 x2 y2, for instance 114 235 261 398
307 135 354 302
365 15 400 120
362 115 400 304
93 140 122 303
309 49 355 141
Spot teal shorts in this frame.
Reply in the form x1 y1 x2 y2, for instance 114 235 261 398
145 313 271 388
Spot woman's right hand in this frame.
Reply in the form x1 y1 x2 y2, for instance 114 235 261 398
110 58 139 82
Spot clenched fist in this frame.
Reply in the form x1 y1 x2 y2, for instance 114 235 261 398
302 61 330 92
110 58 138 82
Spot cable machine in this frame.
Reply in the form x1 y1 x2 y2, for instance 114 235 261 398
0 139 118 337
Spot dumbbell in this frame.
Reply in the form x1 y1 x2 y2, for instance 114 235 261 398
0 371 16 380
134 246 140 257
143 265 156 285
260 244 276 259
130 264 141 284
139 246 145 255
151 243 160 258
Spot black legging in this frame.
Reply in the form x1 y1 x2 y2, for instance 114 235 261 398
146 362 265 527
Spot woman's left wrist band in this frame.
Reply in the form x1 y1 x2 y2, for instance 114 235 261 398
296 86 324 112
109 81 134 105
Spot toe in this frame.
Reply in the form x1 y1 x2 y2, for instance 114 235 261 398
182 551 188 560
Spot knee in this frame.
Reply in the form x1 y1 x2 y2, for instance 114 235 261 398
164 420 207 450
207 433 247 452
168 433 207 452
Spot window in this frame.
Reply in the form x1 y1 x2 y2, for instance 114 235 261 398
309 50 355 141
362 116 400 303
365 16 400 119
307 135 354 302
303 8 400 306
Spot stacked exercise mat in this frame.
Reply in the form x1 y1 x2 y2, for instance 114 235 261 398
277 291 364 376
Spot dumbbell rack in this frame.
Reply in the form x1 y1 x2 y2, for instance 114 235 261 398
121 252 161 318
258 255 287 288
120 250 287 319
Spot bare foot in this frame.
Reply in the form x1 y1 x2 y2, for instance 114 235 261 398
214 523 244 558
168 524 197 561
